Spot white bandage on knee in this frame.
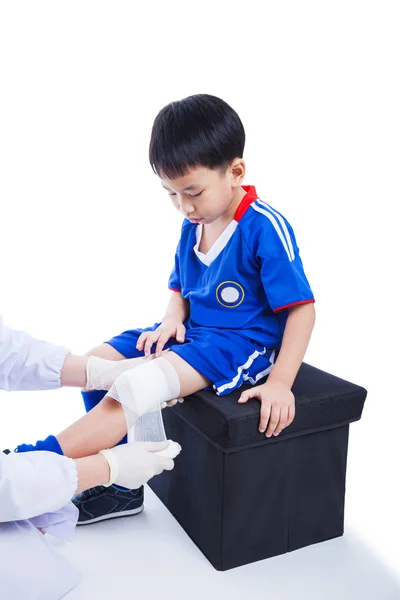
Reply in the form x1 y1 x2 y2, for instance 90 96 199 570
107 357 181 443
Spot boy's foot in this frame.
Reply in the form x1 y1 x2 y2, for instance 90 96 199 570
72 485 144 525
2 449 11 454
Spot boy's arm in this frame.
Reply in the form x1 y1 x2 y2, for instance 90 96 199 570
163 290 190 323
267 302 316 389
238 303 316 437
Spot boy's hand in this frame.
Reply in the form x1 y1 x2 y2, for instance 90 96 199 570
136 318 186 358
238 381 295 437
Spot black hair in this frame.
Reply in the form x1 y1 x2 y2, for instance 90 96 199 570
149 94 245 179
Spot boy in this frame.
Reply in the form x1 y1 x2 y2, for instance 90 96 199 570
16 94 316 524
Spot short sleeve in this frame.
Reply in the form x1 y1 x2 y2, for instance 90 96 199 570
255 205 315 312
168 220 189 292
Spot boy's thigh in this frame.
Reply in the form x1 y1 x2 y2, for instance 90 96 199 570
85 343 126 361
161 351 210 397
86 324 164 361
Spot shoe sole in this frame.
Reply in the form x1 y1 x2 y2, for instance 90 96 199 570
77 504 144 525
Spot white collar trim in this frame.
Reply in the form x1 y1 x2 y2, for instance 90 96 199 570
193 220 238 267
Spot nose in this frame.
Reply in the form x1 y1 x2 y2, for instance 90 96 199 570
180 198 195 216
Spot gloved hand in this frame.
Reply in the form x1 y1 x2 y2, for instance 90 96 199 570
85 354 184 408
99 440 180 489
85 354 154 391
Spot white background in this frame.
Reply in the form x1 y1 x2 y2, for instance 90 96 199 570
0 1 399 597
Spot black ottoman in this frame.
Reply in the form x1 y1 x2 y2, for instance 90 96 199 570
149 363 367 570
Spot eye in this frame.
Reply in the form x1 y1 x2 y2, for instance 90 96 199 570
189 191 203 197
168 192 177 197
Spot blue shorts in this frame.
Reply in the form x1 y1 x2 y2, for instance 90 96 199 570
106 322 276 396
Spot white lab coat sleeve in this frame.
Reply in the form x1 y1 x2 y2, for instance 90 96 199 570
29 501 78 541
0 315 70 391
0 520 82 600
0 451 78 522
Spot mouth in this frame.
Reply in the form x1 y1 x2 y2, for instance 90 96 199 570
189 218 202 224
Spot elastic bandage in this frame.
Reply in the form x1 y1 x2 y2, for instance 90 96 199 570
107 357 181 443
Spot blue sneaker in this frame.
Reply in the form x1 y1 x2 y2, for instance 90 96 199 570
73 485 144 525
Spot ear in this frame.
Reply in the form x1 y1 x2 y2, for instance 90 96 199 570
230 158 246 188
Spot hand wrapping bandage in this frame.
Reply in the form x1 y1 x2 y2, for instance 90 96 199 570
85 354 155 391
107 357 181 443
85 352 184 408
100 440 181 489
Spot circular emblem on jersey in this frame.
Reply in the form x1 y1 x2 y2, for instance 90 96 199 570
216 281 245 308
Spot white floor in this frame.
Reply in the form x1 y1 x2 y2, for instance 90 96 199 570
2 376 400 599
1 2 399 597
54 485 400 600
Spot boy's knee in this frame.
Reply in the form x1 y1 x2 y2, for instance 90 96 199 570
101 394 122 411
85 343 125 361
108 357 181 417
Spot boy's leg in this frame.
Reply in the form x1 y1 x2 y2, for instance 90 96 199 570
56 352 209 459
81 325 165 414
13 342 138 454
75 343 154 525
74 343 156 525
13 350 208 525
87 343 126 361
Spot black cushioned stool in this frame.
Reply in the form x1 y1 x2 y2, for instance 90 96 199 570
149 363 367 571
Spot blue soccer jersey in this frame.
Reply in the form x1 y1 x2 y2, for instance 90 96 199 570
168 185 315 350
106 185 315 396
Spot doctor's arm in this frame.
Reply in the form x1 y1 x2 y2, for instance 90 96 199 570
0 450 82 521
0 316 159 392
0 315 89 391
0 442 175 522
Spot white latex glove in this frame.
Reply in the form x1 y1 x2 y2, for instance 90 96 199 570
85 354 184 408
85 354 155 391
99 440 180 489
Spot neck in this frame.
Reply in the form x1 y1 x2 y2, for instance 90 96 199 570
216 186 247 227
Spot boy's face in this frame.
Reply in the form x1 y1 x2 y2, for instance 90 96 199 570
160 161 245 225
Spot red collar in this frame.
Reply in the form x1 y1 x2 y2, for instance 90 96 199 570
233 186 258 222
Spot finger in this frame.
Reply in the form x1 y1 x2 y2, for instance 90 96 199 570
153 457 174 477
273 407 289 436
136 334 146 350
155 335 169 358
259 402 271 433
138 333 151 354
266 405 281 437
287 403 296 426
176 324 186 343
238 391 251 404
144 333 158 357
178 398 185 403
145 441 169 453
166 399 178 407
160 402 167 409
158 457 174 473
239 387 263 404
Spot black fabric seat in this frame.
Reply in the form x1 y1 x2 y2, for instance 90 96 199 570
149 363 367 570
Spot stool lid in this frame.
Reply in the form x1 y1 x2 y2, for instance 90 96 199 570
173 363 367 452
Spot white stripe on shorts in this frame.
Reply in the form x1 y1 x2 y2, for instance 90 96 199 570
214 347 269 395
243 349 276 384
